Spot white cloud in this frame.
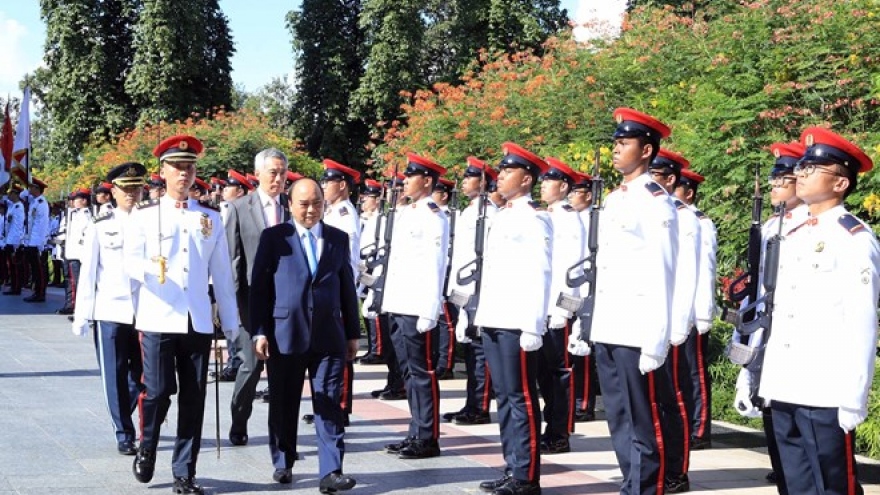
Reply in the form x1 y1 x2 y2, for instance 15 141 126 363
571 0 628 43
0 10 43 97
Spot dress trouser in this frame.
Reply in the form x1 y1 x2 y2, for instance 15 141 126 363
771 400 862 495
434 301 459 373
683 327 711 441
659 344 690 480
0 246 8 283
481 328 541 483
389 313 439 440
230 299 264 436
24 246 46 296
266 348 346 477
762 406 789 494
138 322 212 478
463 334 493 413
594 343 665 495
380 314 405 392
536 325 572 441
94 320 144 443
64 259 82 309
572 353 598 415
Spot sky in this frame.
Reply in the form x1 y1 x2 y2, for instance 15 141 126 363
0 0 624 101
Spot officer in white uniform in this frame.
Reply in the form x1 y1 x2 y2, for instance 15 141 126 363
59 189 93 313
758 127 880 495
730 140 809 493
71 162 147 456
444 158 498 426
473 142 552 495
22 178 50 302
431 177 459 380
357 179 390 365
537 157 584 455
380 153 449 460
675 167 717 449
125 135 240 495
649 148 701 492
590 108 678 495
2 186 25 295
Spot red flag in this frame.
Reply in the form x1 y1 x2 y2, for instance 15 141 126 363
0 102 11 171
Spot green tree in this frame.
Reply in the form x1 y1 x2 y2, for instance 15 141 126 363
125 0 235 125
487 0 568 52
287 0 369 165
36 0 138 167
423 0 491 84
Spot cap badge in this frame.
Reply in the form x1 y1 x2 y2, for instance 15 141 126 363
615 114 623 124
805 133 814 147
179 140 189 151
773 149 781 158
126 167 137 177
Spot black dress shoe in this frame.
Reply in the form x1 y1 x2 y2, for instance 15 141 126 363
303 414 315 424
384 437 413 454
117 440 137 455
454 410 491 425
23 295 45 302
665 474 690 493
132 447 156 483
540 437 570 455
442 409 465 422
479 473 512 492
273 468 292 484
358 354 386 365
398 438 440 459
436 369 455 380
690 436 711 450
371 387 387 398
574 409 595 422
55 307 74 315
319 471 357 493
229 432 248 446
212 367 237 382
765 470 778 484
379 388 407 401
493 478 541 495
172 476 204 494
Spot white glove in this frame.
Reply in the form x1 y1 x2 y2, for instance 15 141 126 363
416 317 436 333
839 407 867 433
224 326 240 343
567 331 591 356
733 368 761 418
71 319 90 337
455 312 472 344
362 291 377 319
696 319 712 334
520 332 543 352
638 353 665 374
670 331 688 347
547 314 567 330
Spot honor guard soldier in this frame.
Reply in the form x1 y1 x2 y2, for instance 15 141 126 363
209 177 225 205
22 178 50 302
71 162 147 456
286 170 304 191
537 157 585 455
445 158 499 426
592 108 678 495
432 176 458 380
757 127 880 495
380 153 450 460
125 135 240 494
319 159 362 424
649 148 701 492
358 179 390 365
674 167 717 450
221 170 253 225
472 143 551 495
147 174 165 200
189 177 210 201
95 181 114 215
0 201 6 285
2 185 24 295
58 188 93 314
732 140 808 492
247 173 260 190
566 172 599 422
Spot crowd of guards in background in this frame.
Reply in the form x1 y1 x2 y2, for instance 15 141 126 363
0 106 877 495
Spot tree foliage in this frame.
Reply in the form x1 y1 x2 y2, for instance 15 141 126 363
487 0 568 52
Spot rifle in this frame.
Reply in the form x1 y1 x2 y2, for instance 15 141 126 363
359 165 400 313
449 165 488 338
555 148 604 342
441 173 460 297
726 202 786 367
728 165 763 328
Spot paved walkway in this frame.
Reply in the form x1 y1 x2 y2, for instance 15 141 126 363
1 287 879 494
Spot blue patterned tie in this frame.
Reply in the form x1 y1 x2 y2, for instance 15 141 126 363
304 231 318 276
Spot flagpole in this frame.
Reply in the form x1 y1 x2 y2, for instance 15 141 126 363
24 76 31 185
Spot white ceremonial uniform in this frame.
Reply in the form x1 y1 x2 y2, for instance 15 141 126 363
324 199 361 279
5 202 24 247
692 205 717 333
74 210 137 324
759 205 880 410
219 201 230 225
65 208 93 261
382 196 449 320
446 197 498 299
474 196 552 336
123 196 239 336
546 200 585 321
23 195 50 249
670 199 701 344
591 173 678 357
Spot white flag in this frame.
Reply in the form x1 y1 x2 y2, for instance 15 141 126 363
12 86 31 184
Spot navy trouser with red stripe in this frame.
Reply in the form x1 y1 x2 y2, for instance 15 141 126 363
771 400 862 495
537 325 572 441
463 335 493 413
389 313 440 440
595 343 665 495
434 301 459 374
482 328 541 483
24 246 46 297
683 327 711 442
378 314 405 392
659 345 690 480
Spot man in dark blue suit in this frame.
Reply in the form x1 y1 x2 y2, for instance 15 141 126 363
250 178 360 493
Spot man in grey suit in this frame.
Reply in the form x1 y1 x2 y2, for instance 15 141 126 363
226 148 290 446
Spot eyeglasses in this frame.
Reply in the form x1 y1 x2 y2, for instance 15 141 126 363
793 163 845 178
768 176 796 187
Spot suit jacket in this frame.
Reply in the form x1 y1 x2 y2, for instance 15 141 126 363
250 221 361 355
226 192 289 326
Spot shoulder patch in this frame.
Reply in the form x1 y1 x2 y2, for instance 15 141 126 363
673 199 687 210
427 201 440 213
340 206 349 216
645 181 666 197
694 209 706 219
197 200 220 212
562 203 574 212
137 199 159 209
37 197 44 203
838 213 866 235
93 211 113 224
